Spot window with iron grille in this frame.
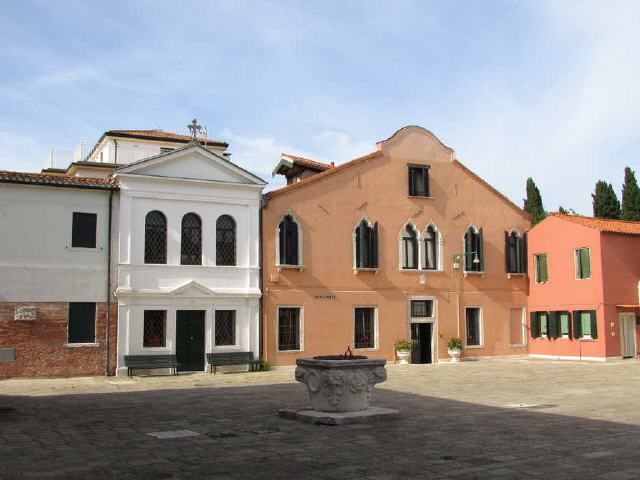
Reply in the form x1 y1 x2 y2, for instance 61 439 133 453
355 219 378 269
68 302 96 344
408 165 430 197
216 215 236 266
423 225 438 270
278 307 300 351
401 224 418 269
465 307 482 346
278 214 299 265
145 211 167 264
354 307 375 349
181 213 202 265
143 310 166 347
411 300 433 318
72 212 97 248
215 310 236 346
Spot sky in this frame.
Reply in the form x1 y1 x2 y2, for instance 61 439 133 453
1 0 639 214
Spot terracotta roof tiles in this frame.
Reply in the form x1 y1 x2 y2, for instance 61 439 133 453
551 213 640 235
105 129 227 147
280 153 333 171
0 170 116 189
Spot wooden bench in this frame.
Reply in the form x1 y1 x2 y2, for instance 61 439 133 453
206 352 259 374
124 355 179 377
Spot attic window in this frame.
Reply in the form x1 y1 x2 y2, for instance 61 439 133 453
408 165 430 197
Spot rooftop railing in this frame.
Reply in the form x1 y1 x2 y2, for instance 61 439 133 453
46 144 167 170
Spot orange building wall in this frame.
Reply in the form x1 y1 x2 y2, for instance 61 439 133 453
262 127 531 365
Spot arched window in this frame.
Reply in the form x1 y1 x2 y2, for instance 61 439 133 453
180 213 202 265
424 225 438 270
464 225 484 272
278 214 300 265
400 223 418 269
355 219 378 269
216 215 236 266
144 211 167 264
505 230 526 274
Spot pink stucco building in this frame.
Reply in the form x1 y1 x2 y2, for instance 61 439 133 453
527 213 640 360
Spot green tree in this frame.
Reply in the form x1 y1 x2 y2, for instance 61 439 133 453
523 178 547 225
592 180 621 219
558 206 576 215
621 166 640 221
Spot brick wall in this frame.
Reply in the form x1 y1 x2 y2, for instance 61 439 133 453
0 302 117 378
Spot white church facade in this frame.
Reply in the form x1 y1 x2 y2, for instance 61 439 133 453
0 127 266 378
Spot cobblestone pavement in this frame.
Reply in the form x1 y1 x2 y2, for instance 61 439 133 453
2 358 640 479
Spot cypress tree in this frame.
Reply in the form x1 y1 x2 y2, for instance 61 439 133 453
592 180 621 219
558 206 568 214
621 166 640 221
523 177 546 225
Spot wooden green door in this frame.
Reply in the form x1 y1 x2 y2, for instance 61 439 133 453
176 310 205 372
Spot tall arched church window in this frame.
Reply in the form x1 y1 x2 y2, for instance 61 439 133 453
144 211 167 264
181 213 202 265
216 215 236 266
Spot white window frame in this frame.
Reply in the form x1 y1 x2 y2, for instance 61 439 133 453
464 306 484 348
398 219 420 271
534 252 548 284
573 247 592 281
508 306 527 347
352 216 379 274
408 296 437 363
276 305 304 352
353 305 379 351
275 211 304 271
213 309 240 349
421 221 443 272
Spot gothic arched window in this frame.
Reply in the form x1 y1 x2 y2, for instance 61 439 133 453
278 214 300 265
355 219 378 269
401 224 418 269
464 225 484 272
424 225 438 270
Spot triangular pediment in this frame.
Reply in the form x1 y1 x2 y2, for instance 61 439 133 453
116 143 266 185
170 281 215 297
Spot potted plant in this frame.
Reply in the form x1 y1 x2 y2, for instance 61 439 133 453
447 337 463 362
394 339 412 365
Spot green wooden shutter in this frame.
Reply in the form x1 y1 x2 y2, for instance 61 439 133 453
464 231 473 271
538 255 548 282
530 312 540 338
566 312 573 339
590 310 598 339
548 312 558 339
504 231 510 273
356 223 363 268
521 234 528 274
581 249 591 278
478 228 484 272
424 168 430 197
572 310 582 338
372 222 379 268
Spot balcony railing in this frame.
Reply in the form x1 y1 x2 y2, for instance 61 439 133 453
46 144 167 170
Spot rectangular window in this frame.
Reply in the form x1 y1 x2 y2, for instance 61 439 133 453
72 212 97 248
575 248 591 279
278 307 301 351
573 310 598 339
580 311 592 337
411 300 433 318
408 165 430 197
215 310 236 346
354 307 375 349
68 302 96 344
559 312 571 337
143 310 166 347
539 312 548 337
535 254 548 283
465 307 482 346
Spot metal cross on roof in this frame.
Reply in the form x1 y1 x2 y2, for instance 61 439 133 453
187 119 203 141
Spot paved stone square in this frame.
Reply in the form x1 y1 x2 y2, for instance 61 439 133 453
2 358 640 479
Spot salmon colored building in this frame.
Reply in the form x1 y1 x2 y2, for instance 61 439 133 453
528 214 640 360
261 126 531 366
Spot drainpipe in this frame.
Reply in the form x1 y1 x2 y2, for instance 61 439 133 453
258 195 264 362
113 139 118 164
104 189 114 376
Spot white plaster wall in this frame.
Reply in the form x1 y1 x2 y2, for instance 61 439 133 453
91 138 227 165
0 183 111 302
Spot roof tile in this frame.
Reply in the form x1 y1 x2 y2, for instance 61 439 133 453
551 213 640 235
106 129 227 147
0 170 116 189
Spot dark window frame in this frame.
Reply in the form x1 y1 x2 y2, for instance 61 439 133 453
465 307 482 346
68 302 96 344
464 226 484 272
408 164 430 197
278 307 301 351
216 215 236 266
180 212 202 265
423 225 438 270
401 224 419 269
72 212 97 248
143 310 166 348
354 307 376 349
278 214 300 265
144 210 167 264
355 219 379 269
215 310 236 346
410 300 433 318
506 231 527 274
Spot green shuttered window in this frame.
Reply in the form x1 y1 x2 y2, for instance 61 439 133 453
575 248 591 279
535 254 548 283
